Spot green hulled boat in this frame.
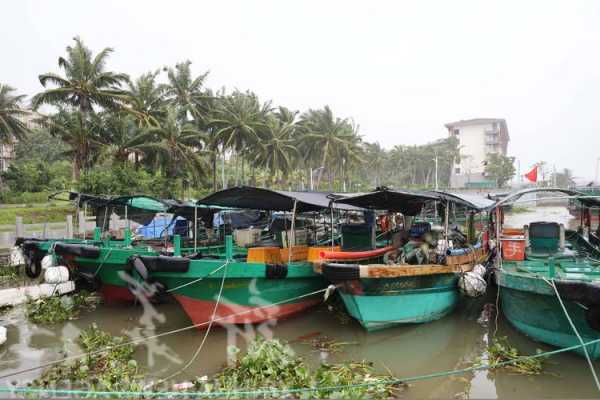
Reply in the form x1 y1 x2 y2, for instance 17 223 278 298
495 188 600 358
320 188 494 331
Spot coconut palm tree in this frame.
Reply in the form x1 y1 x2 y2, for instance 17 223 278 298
210 91 270 185
162 61 212 124
31 37 129 113
124 71 166 127
134 107 208 183
41 109 104 181
253 109 300 186
97 113 148 166
0 84 31 143
298 106 362 190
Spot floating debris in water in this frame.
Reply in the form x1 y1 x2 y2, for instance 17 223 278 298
193 336 405 399
301 335 356 354
487 336 546 375
25 291 99 324
29 324 144 392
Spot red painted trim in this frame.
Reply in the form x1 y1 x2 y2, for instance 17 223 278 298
174 295 320 329
319 245 394 260
101 283 135 304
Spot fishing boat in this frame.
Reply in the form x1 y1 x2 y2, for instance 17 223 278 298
317 188 493 331
45 194 242 303
128 186 362 328
494 188 600 358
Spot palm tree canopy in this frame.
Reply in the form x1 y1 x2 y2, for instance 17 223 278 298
0 84 31 142
124 70 166 127
135 107 208 182
162 61 213 125
31 36 129 112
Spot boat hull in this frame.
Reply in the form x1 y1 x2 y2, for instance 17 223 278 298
338 274 459 331
498 269 600 359
152 262 328 329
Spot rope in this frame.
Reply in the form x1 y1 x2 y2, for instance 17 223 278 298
3 337 600 398
93 248 113 277
148 261 229 388
0 287 330 380
165 260 229 293
545 277 600 391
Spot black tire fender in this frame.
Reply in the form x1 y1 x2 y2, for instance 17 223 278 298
322 263 360 282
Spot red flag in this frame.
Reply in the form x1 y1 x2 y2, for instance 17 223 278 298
525 165 538 182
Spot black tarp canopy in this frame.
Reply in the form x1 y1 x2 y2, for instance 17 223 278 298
486 188 600 210
426 191 495 211
334 188 438 215
336 188 493 215
197 186 363 213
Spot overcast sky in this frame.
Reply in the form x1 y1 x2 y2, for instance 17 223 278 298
2 0 600 181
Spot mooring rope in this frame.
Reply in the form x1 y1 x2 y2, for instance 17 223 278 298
147 261 230 389
0 286 330 380
165 260 230 293
2 337 600 398
545 277 600 391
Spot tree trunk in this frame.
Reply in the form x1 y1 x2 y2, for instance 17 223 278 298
73 157 81 182
212 152 217 191
316 141 328 190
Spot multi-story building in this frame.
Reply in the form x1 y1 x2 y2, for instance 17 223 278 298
444 118 510 188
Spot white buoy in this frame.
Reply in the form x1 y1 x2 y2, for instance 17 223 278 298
44 266 70 284
9 247 24 267
0 282 75 308
41 255 54 270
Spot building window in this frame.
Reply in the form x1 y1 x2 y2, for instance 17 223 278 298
453 129 460 135
455 167 461 174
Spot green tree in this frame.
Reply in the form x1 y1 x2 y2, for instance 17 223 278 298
134 108 207 183
124 71 166 127
485 153 516 188
42 109 104 181
0 84 31 143
163 61 212 124
253 109 300 186
97 113 148 166
210 91 270 186
298 106 362 190
32 37 128 113
31 37 128 180
14 127 69 164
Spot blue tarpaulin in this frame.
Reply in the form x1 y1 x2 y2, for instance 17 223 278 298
136 215 187 239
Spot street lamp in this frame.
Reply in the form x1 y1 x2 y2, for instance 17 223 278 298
310 166 325 191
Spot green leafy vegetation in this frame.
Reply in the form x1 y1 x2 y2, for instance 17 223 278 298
1 36 471 203
484 154 516 188
487 336 545 375
0 204 74 225
196 337 405 399
25 291 98 325
30 324 143 392
0 264 21 287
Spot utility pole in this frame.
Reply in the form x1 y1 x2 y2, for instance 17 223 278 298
434 155 439 190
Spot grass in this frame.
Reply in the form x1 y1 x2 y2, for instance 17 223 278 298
0 203 75 225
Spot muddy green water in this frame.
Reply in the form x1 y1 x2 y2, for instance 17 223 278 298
0 206 598 398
